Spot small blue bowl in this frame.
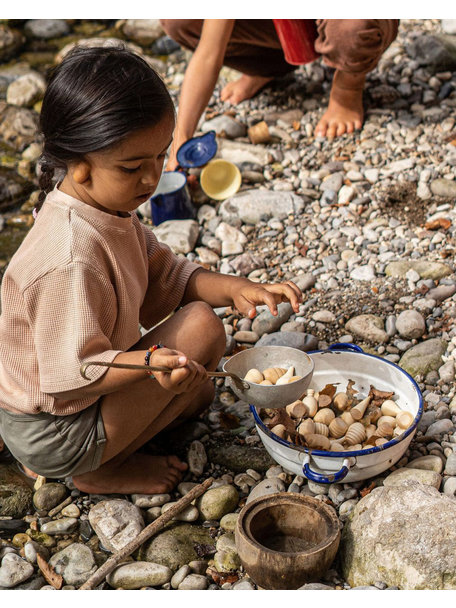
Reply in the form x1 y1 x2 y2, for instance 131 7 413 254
150 171 196 225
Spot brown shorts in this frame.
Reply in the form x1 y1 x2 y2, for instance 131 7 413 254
0 401 106 478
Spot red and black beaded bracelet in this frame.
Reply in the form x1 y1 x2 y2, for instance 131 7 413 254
144 343 164 367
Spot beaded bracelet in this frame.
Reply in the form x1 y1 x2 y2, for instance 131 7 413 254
145 343 164 368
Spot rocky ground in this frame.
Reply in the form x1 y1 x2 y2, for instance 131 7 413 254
1 18 456 591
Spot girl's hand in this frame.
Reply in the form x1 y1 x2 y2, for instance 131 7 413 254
232 280 303 319
149 347 208 394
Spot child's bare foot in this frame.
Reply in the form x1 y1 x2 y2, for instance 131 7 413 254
72 453 188 495
221 74 273 104
314 69 365 139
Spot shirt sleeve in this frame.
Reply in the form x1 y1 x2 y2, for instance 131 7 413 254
23 262 122 393
139 225 202 330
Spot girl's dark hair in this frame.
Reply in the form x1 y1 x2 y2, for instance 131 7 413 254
37 44 174 211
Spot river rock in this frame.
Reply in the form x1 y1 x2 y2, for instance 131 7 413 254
118 19 164 45
207 443 275 473
0 25 24 62
385 260 452 280
187 440 207 476
202 115 247 139
24 19 70 39
220 190 305 225
88 499 144 552
395 310 426 339
40 518 78 535
341 482 456 589
131 493 171 508
6 72 46 107
49 543 97 586
197 484 239 521
107 561 172 589
137 523 214 570
152 219 199 254
0 464 33 518
398 338 447 378
246 477 286 503
216 138 272 166
406 455 444 473
0 105 39 152
33 482 68 511
345 314 388 343
251 302 293 336
0 553 34 588
411 33 456 71
256 331 318 351
383 468 442 489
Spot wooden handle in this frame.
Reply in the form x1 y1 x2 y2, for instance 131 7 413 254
78 476 214 590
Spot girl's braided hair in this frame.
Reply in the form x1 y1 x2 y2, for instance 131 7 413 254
36 44 174 213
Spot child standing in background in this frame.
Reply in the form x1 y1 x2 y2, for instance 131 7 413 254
0 46 302 495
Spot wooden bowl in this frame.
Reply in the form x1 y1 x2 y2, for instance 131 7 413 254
235 493 340 589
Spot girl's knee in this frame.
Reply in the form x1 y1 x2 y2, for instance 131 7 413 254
184 301 226 359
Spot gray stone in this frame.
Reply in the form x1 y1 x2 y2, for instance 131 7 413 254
411 34 456 70
49 543 97 586
345 314 388 343
246 477 286 503
350 265 376 281
88 499 144 552
202 115 247 139
444 453 456 476
40 518 78 535
0 105 40 152
385 260 452 280
24 19 70 39
0 25 24 63
161 502 199 522
119 19 164 44
131 493 171 508
341 483 456 589
107 561 172 589
152 220 199 254
256 331 319 351
0 553 34 588
251 302 293 336
178 573 208 590
171 564 191 589
220 190 305 225
383 468 441 489
442 477 456 497
187 440 207 476
395 310 426 339
399 338 447 378
406 455 444 474
425 418 454 437
6 72 46 108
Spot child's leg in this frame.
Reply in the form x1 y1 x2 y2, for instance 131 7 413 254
72 302 226 494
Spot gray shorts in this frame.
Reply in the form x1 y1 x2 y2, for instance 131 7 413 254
0 401 106 478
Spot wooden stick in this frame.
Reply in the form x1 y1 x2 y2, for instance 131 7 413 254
79 476 214 590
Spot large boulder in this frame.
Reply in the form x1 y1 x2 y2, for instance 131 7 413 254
341 481 456 589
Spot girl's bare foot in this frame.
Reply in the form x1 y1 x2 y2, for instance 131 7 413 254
221 74 273 104
314 69 365 139
72 453 188 495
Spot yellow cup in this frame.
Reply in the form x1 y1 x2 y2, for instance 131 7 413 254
200 159 241 201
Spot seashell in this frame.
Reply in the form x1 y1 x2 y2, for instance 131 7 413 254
393 425 404 437
376 421 394 438
396 410 414 430
344 422 366 446
314 408 335 425
333 392 349 411
262 367 287 384
302 394 318 417
244 368 264 384
318 394 332 409
340 411 355 426
314 422 329 437
349 443 363 451
286 400 308 419
377 415 396 427
329 441 345 452
350 396 371 421
328 417 348 439
275 366 295 386
270 424 287 439
259 379 273 385
305 433 331 450
297 418 315 436
381 399 401 417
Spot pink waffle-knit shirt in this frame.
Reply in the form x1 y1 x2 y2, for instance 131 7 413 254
0 186 201 415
